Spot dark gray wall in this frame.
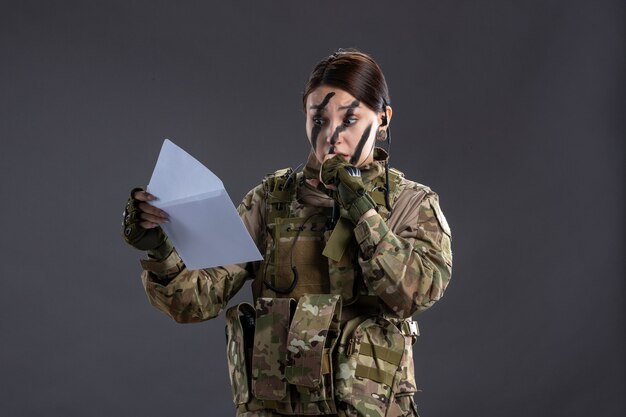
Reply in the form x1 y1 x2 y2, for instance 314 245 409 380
1 1 623 416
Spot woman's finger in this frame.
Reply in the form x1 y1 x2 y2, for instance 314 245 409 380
138 202 169 219
139 221 159 229
133 190 157 202
140 211 169 225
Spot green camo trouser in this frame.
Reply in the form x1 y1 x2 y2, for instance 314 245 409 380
236 395 419 417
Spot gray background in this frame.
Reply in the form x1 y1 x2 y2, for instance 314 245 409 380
1 1 623 416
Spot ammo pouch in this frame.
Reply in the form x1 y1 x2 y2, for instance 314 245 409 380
225 294 342 415
334 315 419 417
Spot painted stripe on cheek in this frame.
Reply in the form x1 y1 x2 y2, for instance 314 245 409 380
329 101 360 151
350 123 372 165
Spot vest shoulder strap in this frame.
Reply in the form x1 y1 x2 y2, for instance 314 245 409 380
263 168 297 224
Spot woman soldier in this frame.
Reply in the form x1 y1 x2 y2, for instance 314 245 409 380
122 49 452 417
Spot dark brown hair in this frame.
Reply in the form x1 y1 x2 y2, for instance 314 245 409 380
302 49 390 112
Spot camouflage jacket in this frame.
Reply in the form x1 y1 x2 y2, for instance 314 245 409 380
140 149 452 324
138 149 452 415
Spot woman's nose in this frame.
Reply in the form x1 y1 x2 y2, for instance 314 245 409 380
323 122 335 142
325 121 343 145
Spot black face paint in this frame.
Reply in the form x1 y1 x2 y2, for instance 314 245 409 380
309 92 335 152
350 123 373 165
328 100 360 154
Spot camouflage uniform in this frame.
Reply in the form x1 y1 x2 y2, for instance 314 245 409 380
138 149 452 417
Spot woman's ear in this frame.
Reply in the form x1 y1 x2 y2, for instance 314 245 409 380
382 105 393 126
377 105 393 140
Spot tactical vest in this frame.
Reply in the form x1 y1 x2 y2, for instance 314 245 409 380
225 167 420 416
254 168 402 303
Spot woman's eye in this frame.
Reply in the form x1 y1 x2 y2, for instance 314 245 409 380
343 117 358 127
313 118 325 126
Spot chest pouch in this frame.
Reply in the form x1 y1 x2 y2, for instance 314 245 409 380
245 294 342 415
251 297 295 401
285 294 342 389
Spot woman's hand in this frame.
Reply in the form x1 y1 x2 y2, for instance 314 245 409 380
131 189 169 228
320 156 377 224
122 188 170 250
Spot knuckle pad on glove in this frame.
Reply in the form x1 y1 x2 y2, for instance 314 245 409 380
122 187 164 250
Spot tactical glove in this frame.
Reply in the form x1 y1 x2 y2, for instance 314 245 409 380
122 187 167 251
320 155 376 224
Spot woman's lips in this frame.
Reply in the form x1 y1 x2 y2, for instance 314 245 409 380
328 147 347 157
329 152 344 157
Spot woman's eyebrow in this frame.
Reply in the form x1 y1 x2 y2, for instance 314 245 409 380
338 100 360 111
309 92 336 110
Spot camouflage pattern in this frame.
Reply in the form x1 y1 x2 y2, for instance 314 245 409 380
352 186 452 318
392 321 418 395
135 148 452 416
236 393 418 417
285 294 341 388
334 316 406 417
252 298 292 400
226 302 255 405
141 256 250 323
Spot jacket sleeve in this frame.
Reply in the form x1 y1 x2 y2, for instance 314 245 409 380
139 184 266 323
353 188 453 318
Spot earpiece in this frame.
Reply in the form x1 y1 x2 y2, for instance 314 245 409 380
380 103 388 126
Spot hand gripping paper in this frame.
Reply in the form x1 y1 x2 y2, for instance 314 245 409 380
147 139 263 269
